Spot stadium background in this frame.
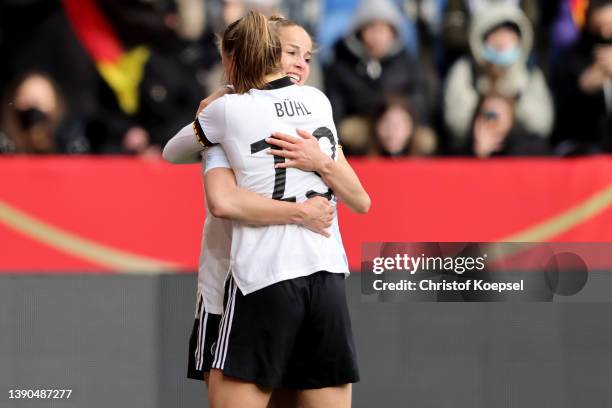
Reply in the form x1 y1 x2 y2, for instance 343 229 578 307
2 0 612 407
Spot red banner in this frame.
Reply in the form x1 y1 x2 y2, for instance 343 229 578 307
1 156 611 273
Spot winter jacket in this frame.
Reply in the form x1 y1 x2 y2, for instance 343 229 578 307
554 29 612 154
323 0 430 125
443 3 554 148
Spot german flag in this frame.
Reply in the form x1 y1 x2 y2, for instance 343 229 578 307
62 0 150 115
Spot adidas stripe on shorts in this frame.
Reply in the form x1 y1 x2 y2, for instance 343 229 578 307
212 271 360 389
187 295 222 380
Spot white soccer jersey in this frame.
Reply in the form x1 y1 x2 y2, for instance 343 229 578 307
167 124 232 315
197 146 233 315
195 77 349 295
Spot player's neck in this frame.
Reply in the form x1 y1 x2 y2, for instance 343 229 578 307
264 72 285 83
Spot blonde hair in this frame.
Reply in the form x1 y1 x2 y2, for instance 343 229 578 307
221 11 282 93
268 14 299 30
269 15 316 52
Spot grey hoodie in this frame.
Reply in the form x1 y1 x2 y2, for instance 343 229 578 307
343 0 405 61
443 3 553 143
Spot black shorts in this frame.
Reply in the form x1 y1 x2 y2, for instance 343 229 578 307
212 271 359 389
187 295 222 380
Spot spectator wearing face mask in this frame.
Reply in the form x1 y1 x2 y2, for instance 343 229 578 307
0 72 89 154
440 0 541 76
554 0 612 154
443 3 554 152
323 0 431 154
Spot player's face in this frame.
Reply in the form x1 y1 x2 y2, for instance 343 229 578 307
279 26 312 86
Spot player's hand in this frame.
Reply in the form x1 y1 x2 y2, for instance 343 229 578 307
299 196 334 237
266 129 332 172
196 86 232 116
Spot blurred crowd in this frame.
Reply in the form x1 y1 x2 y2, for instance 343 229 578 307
1 0 612 158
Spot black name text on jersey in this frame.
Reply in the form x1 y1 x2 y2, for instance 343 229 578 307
274 99 312 118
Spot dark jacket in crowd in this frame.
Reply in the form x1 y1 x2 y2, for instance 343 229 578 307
554 29 612 154
465 125 550 157
323 0 430 125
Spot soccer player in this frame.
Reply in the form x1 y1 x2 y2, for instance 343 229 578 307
164 14 369 408
164 23 333 390
164 12 368 388
164 17 338 391
195 12 368 408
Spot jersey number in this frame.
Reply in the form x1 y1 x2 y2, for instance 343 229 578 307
250 127 336 202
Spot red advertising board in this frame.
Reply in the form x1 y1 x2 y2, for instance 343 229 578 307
1 156 611 273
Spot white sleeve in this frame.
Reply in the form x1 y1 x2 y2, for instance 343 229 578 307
203 145 231 173
162 123 203 164
195 97 227 146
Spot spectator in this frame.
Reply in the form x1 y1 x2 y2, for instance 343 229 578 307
323 0 431 152
439 0 540 75
0 72 89 154
1 0 162 155
60 0 206 155
443 3 554 151
554 0 612 154
467 95 549 157
369 94 437 157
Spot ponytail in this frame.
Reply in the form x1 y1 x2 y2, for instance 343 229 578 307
222 11 281 93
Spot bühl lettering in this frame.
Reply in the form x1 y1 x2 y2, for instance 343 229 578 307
275 100 312 117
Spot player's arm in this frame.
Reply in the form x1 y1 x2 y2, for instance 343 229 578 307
266 129 371 214
162 88 231 164
162 123 203 164
204 147 333 236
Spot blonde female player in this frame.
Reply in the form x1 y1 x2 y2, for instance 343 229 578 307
164 18 337 391
165 14 369 408
163 16 369 400
192 12 369 408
